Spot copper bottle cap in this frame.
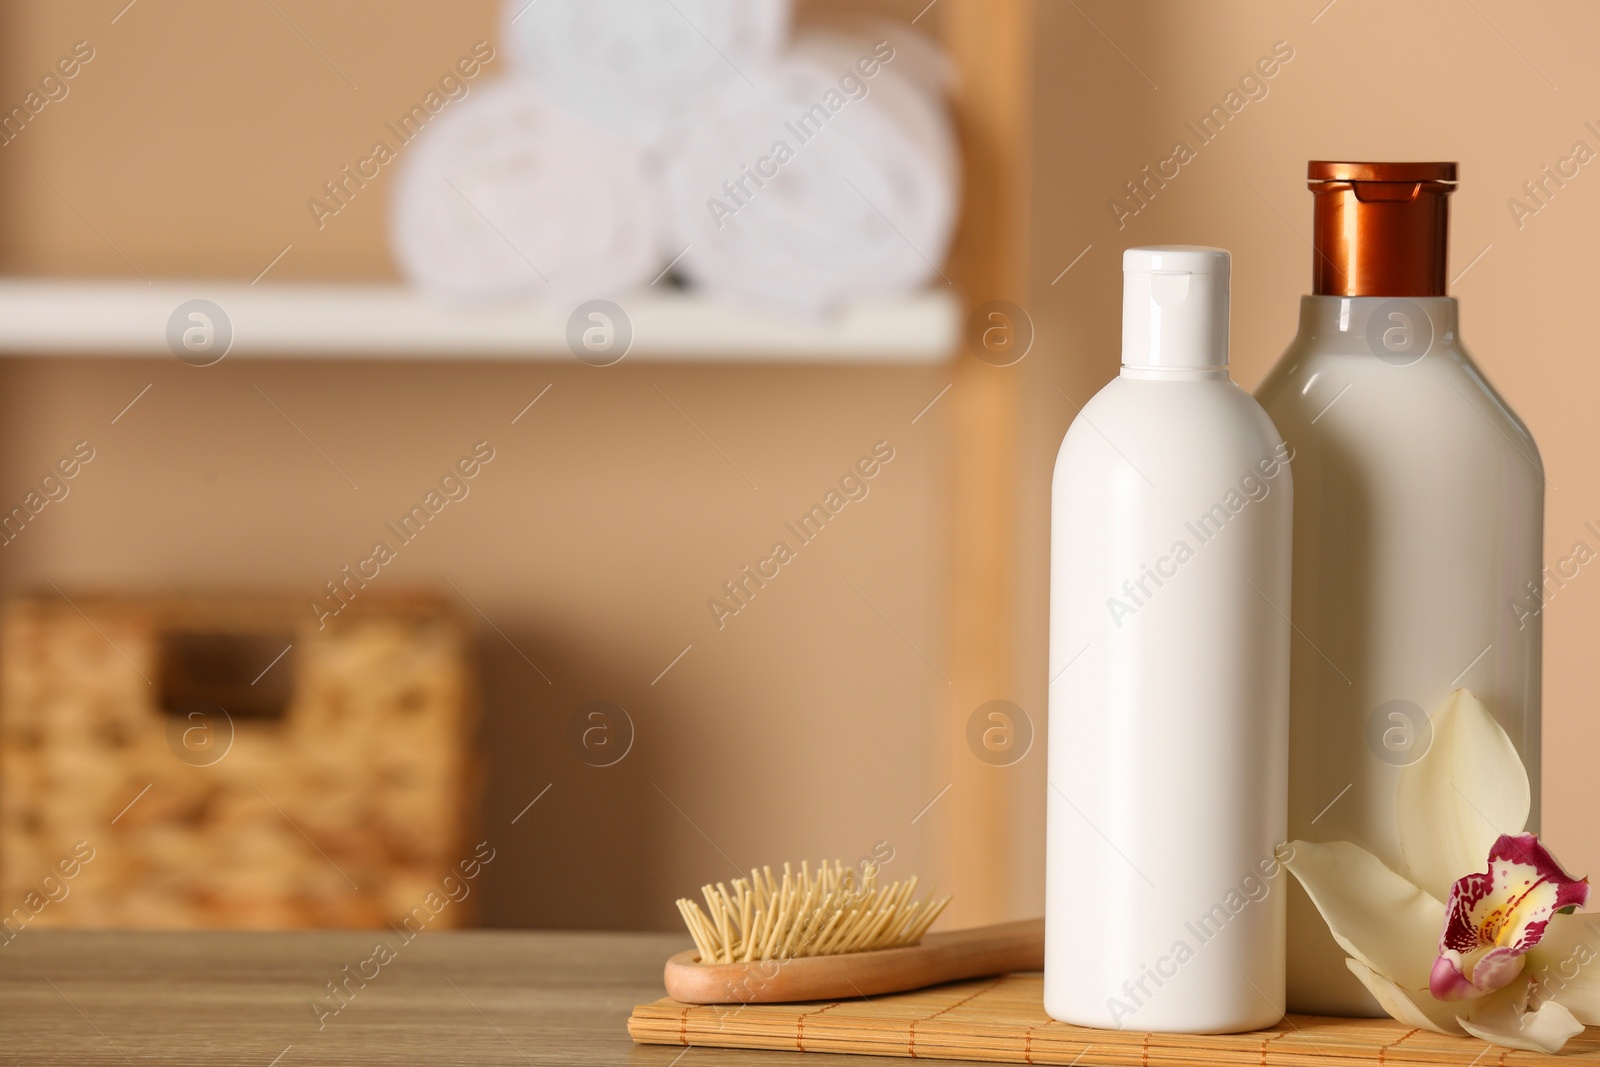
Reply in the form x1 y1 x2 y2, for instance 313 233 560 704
1308 161 1457 297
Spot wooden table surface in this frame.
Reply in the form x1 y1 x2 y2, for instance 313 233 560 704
4 929 1001 1066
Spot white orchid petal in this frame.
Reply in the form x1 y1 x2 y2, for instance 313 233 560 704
1525 914 1600 1025
1285 840 1445 990
1346 958 1463 1035
1397 689 1531 901
1459 991 1583 1054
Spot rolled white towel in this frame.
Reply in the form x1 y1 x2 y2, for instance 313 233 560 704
798 16 957 103
500 0 792 146
660 27 959 315
388 79 661 304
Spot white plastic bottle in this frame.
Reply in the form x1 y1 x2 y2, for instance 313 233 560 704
1046 246 1292 1034
1255 162 1543 1016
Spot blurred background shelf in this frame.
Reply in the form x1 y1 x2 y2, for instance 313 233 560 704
0 280 960 362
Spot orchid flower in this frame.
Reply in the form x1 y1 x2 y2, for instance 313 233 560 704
1431 832 1589 1001
1286 689 1600 1053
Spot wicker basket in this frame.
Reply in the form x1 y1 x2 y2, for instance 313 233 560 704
0 591 476 929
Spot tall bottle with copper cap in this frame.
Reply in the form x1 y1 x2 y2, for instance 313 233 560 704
1257 163 1543 1016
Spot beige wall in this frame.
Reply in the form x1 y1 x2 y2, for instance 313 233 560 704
1 0 1597 932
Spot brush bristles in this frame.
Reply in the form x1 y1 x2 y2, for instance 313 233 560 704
674 860 951 965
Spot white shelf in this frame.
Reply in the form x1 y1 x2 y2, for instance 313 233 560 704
0 280 958 363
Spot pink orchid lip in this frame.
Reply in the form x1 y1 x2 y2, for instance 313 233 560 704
1430 955 1476 1001
1431 833 1590 1002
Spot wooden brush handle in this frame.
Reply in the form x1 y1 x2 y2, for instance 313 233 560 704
662 917 1045 1005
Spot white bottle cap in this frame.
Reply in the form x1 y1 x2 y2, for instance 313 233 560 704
1121 245 1230 370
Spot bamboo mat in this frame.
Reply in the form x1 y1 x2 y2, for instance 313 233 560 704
629 972 1600 1065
